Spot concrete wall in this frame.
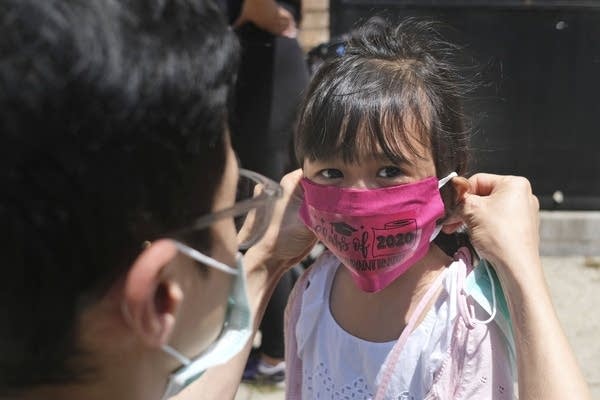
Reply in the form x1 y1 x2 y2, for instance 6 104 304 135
540 211 600 257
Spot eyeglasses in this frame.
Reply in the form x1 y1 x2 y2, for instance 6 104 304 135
175 168 282 250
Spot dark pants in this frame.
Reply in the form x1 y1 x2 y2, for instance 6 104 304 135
258 269 298 358
231 24 309 359
230 24 309 180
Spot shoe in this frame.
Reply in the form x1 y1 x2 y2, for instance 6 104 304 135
256 360 285 384
242 358 285 385
242 354 259 381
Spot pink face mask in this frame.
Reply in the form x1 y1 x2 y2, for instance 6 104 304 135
299 172 457 292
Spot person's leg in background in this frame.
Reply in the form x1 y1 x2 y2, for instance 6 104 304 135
254 270 296 381
229 4 309 384
230 23 308 181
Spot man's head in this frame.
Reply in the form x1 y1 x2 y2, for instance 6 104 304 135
0 0 239 395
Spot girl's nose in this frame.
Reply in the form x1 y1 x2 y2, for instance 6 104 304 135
346 178 379 189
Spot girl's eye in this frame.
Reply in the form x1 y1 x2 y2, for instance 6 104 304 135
377 166 403 178
319 168 343 179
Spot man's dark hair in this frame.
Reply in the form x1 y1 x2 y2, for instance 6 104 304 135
0 0 238 392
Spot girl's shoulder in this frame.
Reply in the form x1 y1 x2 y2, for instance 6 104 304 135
286 248 339 315
373 248 517 399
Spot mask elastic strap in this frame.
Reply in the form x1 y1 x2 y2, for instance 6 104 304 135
473 261 497 325
174 241 238 275
438 171 458 189
160 245 242 366
162 344 192 366
430 172 459 241
429 224 443 241
459 248 498 326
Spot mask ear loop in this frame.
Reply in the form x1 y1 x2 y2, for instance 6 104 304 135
430 172 459 241
469 248 498 325
163 345 192 366
438 172 458 189
438 172 497 326
173 241 238 275
161 242 242 366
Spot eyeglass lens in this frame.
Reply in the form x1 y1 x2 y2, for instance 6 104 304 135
234 175 275 250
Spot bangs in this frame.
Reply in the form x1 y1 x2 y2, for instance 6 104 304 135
296 58 434 165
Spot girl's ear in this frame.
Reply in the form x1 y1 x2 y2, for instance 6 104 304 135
442 176 471 234
121 239 183 348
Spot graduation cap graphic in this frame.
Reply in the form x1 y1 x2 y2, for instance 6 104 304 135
330 221 357 236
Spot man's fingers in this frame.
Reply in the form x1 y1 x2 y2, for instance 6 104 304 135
465 173 504 197
467 173 535 199
280 169 303 196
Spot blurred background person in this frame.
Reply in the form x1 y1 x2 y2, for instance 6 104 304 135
216 0 310 385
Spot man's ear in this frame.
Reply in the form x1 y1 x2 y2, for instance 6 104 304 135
442 176 471 234
121 239 183 348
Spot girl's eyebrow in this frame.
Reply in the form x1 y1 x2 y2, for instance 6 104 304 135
310 155 339 164
372 151 409 165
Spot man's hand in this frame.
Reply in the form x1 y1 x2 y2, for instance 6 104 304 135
453 173 592 400
457 173 540 281
249 169 316 273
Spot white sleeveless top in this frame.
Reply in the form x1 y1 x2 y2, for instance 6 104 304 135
296 252 462 400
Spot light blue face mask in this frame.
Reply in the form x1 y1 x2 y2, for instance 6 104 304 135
160 242 253 400
465 258 516 371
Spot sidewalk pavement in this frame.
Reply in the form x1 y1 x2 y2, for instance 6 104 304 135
543 256 600 399
236 383 285 400
235 255 600 399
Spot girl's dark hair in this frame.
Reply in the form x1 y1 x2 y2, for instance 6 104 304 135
295 17 474 179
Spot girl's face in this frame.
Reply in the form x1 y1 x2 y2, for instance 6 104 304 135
303 138 437 189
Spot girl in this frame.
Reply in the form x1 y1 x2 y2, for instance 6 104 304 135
285 18 515 399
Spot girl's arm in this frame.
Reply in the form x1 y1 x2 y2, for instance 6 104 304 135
456 173 591 400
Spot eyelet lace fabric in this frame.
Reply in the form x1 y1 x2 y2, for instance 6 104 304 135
286 250 516 400
304 363 374 399
295 252 448 400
